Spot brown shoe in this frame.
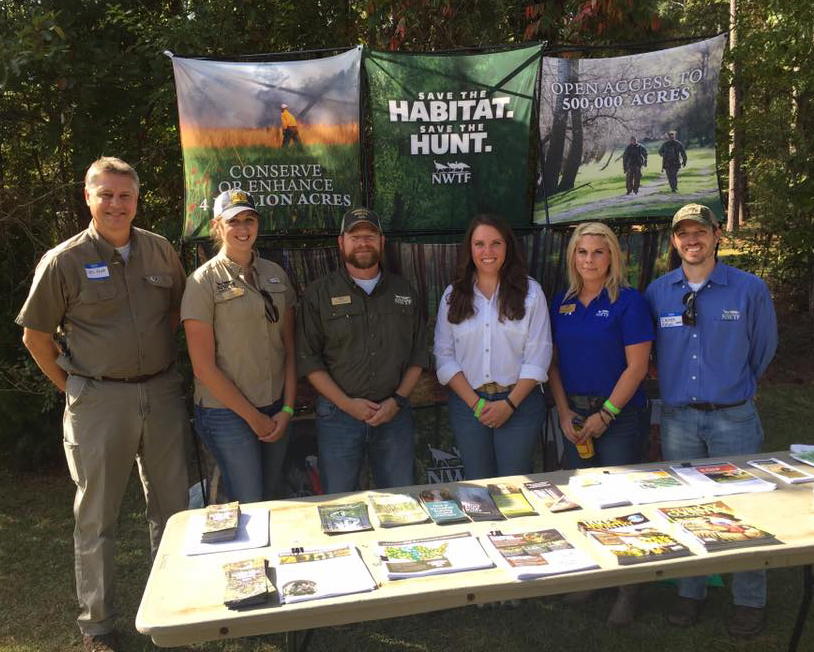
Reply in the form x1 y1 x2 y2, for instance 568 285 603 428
607 585 640 627
727 605 765 638
668 596 703 627
83 632 118 652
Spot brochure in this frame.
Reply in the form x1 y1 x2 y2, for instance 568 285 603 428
201 501 240 543
318 502 374 534
275 544 377 604
183 507 269 556
487 483 538 518
790 450 814 468
523 480 581 513
671 462 776 496
617 469 701 504
378 532 494 579
484 529 599 579
223 557 273 609
417 488 470 525
456 486 505 521
567 474 631 509
656 501 780 551
577 512 694 565
367 492 430 528
747 458 814 484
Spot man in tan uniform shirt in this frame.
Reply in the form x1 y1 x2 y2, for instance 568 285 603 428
15 157 189 652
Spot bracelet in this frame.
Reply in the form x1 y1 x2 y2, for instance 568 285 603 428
505 396 517 411
601 407 616 422
281 405 295 416
473 398 486 419
598 410 611 427
603 399 621 416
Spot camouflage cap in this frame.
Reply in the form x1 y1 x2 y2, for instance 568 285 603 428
671 203 719 230
340 207 382 235
213 189 260 221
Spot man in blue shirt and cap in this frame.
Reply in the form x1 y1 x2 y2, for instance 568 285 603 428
646 203 777 638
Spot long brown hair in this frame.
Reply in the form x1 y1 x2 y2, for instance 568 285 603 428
446 214 529 324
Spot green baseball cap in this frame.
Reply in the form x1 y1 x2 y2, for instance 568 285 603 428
671 204 719 230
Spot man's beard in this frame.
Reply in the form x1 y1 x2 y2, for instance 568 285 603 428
343 248 380 269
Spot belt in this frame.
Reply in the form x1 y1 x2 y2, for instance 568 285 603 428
78 367 168 384
686 400 747 412
476 382 515 395
567 395 605 411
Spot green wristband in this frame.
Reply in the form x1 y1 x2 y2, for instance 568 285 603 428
281 405 295 416
473 398 486 419
603 399 620 416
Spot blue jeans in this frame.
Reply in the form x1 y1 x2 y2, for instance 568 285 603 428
315 396 415 494
660 400 766 608
194 400 290 503
447 388 545 480
561 405 648 470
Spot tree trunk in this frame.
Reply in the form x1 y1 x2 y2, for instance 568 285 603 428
727 0 742 232
543 58 571 195
558 102 583 191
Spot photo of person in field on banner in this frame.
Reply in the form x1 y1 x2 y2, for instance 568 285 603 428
169 47 363 238
534 35 726 224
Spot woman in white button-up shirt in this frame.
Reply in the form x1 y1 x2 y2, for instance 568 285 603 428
433 215 553 479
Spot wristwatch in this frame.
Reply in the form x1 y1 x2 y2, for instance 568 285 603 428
390 392 409 410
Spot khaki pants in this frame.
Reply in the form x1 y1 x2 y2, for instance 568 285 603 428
63 368 189 636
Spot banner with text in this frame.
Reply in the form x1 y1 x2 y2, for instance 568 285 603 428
535 35 726 224
172 48 362 238
365 45 542 231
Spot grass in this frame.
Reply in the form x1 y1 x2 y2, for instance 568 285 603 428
2 377 813 652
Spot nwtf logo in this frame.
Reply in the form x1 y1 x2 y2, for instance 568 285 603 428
431 160 472 184
425 445 465 483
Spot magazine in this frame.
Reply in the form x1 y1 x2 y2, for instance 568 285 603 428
367 492 430 528
616 469 700 504
523 480 581 513
484 529 598 579
456 486 505 521
747 458 814 484
790 451 814 468
377 532 494 579
567 474 631 509
671 462 776 496
487 483 538 518
417 488 470 524
201 501 240 543
318 502 374 534
656 501 779 551
275 544 377 604
223 557 273 609
577 512 694 565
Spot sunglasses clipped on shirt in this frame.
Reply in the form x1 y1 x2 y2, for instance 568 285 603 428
682 291 697 326
259 287 279 323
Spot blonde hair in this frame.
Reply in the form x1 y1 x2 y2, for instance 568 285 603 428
85 156 139 191
210 216 226 250
564 222 629 303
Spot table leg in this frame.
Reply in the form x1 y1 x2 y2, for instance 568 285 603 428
788 564 813 652
286 629 314 652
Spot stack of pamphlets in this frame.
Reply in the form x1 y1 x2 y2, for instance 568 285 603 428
616 469 701 504
368 492 430 527
577 512 694 565
275 545 377 604
485 529 598 579
790 449 814 468
222 557 273 609
456 486 505 521
567 474 631 509
377 532 494 579
747 458 814 484
417 488 469 524
656 501 779 551
318 502 374 534
523 480 580 513
671 462 776 496
487 483 538 517
201 502 240 543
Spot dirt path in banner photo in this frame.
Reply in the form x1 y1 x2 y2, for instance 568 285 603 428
550 164 717 222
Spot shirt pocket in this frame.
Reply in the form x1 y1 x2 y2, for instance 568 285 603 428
261 282 289 319
77 281 118 319
214 289 258 323
143 273 174 311
324 303 365 345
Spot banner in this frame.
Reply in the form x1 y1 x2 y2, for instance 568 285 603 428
171 48 363 239
535 35 727 224
365 45 542 231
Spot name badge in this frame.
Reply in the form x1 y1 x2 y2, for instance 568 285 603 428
331 295 351 306
559 303 575 314
394 294 412 306
215 279 245 301
659 312 683 328
84 263 110 280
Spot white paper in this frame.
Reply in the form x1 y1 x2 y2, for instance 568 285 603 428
183 508 269 556
275 544 376 604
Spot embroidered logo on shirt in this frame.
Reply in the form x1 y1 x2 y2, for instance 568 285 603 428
331 295 351 306
559 304 575 315
721 309 741 321
215 279 244 301
268 277 281 284
595 309 610 318
394 294 412 306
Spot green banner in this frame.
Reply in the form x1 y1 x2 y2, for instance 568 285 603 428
171 48 363 239
364 45 542 231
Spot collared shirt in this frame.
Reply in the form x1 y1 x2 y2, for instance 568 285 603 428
551 286 654 408
15 222 185 378
296 267 429 401
645 262 777 407
181 251 296 409
433 278 552 389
